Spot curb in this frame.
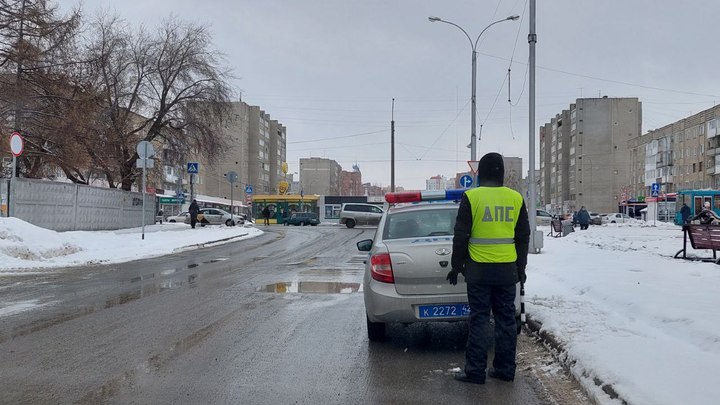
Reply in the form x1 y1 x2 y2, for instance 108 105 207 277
525 316 629 405
174 232 249 251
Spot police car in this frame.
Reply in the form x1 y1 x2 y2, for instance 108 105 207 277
357 189 522 341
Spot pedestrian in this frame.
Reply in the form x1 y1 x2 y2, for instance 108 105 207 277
572 211 578 228
447 152 530 385
690 201 720 225
262 205 271 226
680 203 691 224
282 208 289 226
189 199 200 229
577 206 591 230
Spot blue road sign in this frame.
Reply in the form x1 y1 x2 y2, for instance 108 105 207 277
651 183 660 197
187 162 199 174
459 174 474 188
245 185 253 194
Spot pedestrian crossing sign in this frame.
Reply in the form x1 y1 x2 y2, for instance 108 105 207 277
187 162 199 174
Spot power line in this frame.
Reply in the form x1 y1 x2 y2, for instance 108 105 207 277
286 129 386 144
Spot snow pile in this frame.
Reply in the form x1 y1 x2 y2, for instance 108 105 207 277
0 218 82 261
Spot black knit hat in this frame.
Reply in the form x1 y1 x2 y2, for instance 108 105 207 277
477 152 504 185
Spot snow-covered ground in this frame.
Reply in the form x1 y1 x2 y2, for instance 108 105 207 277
1 218 718 404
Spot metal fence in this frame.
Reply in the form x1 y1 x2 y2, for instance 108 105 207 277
4 177 155 231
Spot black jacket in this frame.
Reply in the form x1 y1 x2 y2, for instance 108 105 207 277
451 191 531 285
189 202 200 219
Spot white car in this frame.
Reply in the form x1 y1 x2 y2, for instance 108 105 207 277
536 209 554 226
601 212 633 224
185 208 244 226
166 212 189 223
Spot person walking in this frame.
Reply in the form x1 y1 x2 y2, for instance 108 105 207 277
680 203 691 224
281 209 289 226
447 152 530 385
577 206 591 230
188 200 200 229
262 206 271 226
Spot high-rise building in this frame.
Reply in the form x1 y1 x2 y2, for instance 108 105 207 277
299 157 342 196
540 97 642 214
189 101 286 201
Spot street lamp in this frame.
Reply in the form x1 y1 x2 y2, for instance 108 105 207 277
429 15 519 161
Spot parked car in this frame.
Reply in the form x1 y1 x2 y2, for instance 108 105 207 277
601 212 633 224
589 212 602 225
339 203 384 228
285 212 319 226
185 208 244 226
536 209 553 226
356 196 520 341
166 212 189 223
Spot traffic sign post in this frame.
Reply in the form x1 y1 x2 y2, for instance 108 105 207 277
227 171 238 217
459 174 473 188
8 132 24 217
187 162 199 203
137 141 156 240
651 183 660 226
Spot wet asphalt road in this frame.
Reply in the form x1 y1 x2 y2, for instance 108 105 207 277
0 225 579 404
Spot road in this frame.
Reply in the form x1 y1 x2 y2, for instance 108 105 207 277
0 226 590 404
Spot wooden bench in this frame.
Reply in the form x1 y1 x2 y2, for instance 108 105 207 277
674 224 720 263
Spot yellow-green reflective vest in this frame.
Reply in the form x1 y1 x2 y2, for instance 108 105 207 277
465 186 523 263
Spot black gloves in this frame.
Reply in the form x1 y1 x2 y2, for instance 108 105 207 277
446 268 463 285
517 267 527 284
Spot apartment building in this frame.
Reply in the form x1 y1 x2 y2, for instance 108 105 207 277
632 104 720 195
339 166 363 196
188 101 286 201
426 175 451 190
299 157 342 196
540 97 642 214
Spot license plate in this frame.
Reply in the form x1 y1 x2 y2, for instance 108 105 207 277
418 304 470 319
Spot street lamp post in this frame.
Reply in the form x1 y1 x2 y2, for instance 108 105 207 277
429 14 519 161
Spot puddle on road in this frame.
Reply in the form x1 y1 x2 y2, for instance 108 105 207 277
256 281 362 294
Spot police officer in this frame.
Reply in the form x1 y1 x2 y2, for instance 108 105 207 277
447 152 530 384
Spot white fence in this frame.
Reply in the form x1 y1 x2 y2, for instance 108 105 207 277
4 177 155 231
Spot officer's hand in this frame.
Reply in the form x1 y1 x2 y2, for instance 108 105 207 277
446 268 461 285
517 267 527 284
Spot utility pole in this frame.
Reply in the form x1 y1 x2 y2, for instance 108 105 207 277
391 98 395 192
13 0 27 178
528 0 541 253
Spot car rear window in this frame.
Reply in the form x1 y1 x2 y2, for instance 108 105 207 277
382 208 457 240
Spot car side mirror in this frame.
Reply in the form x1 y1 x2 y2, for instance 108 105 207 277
357 239 373 251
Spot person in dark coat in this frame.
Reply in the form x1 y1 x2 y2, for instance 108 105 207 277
577 206 591 230
447 152 531 385
262 206 271 226
680 203 691 224
189 200 200 229
281 209 289 226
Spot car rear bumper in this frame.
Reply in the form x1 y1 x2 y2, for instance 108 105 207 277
364 279 522 323
364 278 468 323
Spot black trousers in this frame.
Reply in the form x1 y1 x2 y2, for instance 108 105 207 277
464 281 517 380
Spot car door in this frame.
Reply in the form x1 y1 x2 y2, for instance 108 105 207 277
368 205 383 225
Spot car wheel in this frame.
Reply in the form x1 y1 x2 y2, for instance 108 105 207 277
611 221 616 223
366 315 386 342
169 219 176 223
310 223 317 226
226 219 234 226
346 219 356 228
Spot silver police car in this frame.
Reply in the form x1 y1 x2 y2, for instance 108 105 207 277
357 190 521 341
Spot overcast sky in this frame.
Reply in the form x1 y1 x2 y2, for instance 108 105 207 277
57 0 720 190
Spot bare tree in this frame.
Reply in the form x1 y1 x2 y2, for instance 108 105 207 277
0 0 83 178
82 15 233 190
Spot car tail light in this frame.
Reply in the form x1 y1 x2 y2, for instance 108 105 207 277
370 253 394 283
